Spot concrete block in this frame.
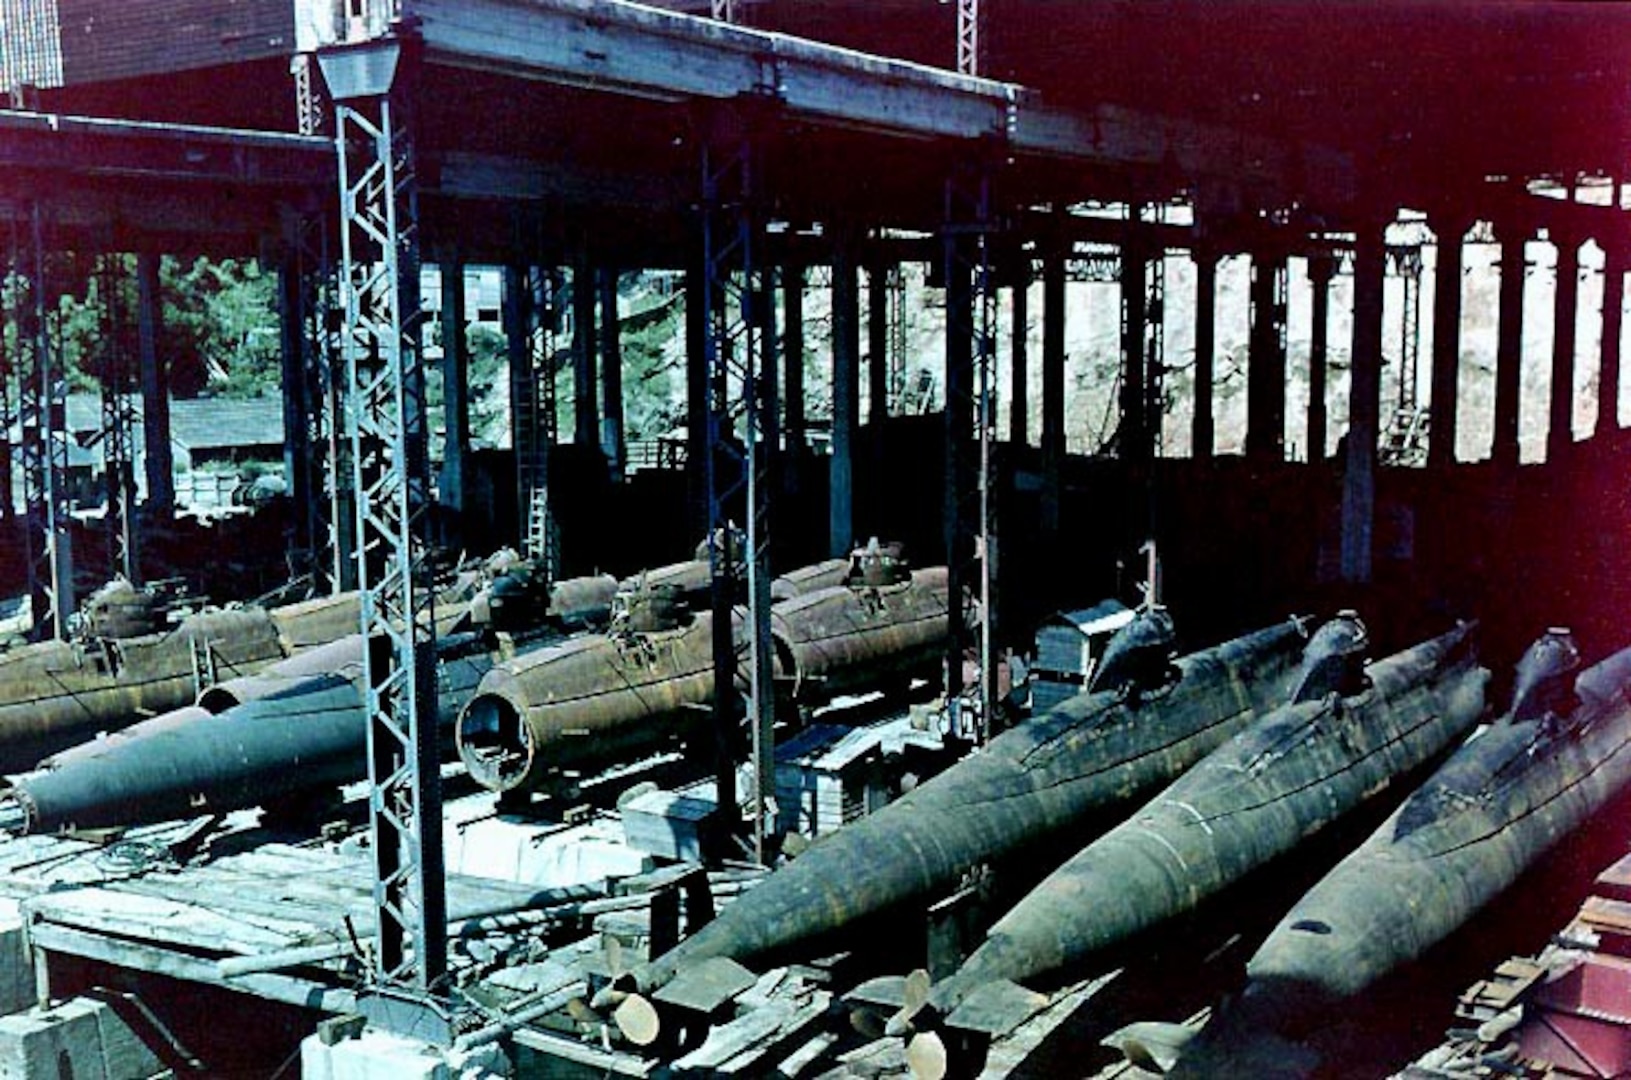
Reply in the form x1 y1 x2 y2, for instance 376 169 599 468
0 899 33 1016
0 996 165 1079
301 1030 510 1080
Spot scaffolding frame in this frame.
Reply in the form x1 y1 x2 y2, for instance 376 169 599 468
322 35 449 1032
701 131 779 863
942 166 998 742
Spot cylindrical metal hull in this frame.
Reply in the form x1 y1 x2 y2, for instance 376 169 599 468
0 608 288 772
458 568 956 796
931 624 1489 1015
622 618 1310 994
1247 643 1631 1010
5 655 494 835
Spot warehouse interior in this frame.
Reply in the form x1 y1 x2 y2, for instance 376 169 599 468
0 1 1622 1077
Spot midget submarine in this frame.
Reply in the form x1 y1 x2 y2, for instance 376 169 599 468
900 615 1489 1078
600 611 1312 1040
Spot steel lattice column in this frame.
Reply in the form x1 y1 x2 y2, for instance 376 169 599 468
942 168 998 743
957 0 982 75
96 252 139 584
136 253 174 520
505 261 559 570
17 204 72 640
319 37 448 1021
701 134 779 863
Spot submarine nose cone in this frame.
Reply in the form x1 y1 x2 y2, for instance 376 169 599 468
1246 911 1371 1016
1511 627 1581 723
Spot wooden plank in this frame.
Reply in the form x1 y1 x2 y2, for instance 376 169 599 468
27 921 357 1013
511 1026 655 1077
27 890 303 954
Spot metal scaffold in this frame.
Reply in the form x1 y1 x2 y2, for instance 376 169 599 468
284 213 349 595
505 257 559 572
942 167 998 743
15 203 72 640
700 128 779 864
957 0 983 75
317 32 449 1033
95 251 139 584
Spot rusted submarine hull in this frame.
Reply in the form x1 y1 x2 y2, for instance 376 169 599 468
0 607 290 773
1245 637 1631 1013
926 621 1489 1021
613 616 1310 999
457 567 952 795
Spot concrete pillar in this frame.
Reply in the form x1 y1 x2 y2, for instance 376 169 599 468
573 250 598 447
1548 231 1581 461
1041 240 1066 535
1341 221 1387 584
599 269 625 476
1427 219 1465 467
1493 224 1529 468
1009 259 1029 446
867 260 889 427
1307 251 1334 462
1245 251 1288 461
136 252 173 515
439 260 470 520
830 240 859 558
1120 229 1149 462
1599 243 1625 437
783 262 806 489
1192 249 1217 460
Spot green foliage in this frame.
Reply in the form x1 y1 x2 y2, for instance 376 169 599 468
160 256 280 398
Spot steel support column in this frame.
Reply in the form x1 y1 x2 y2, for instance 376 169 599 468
505 261 558 569
1041 233 1065 537
97 252 138 584
1245 251 1289 462
136 254 173 519
1493 224 1529 468
686 254 710 539
830 234 859 559
438 259 470 534
1341 221 1386 584
600 269 625 477
1428 220 1465 468
573 245 598 448
1119 218 1150 463
1600 243 1625 437
1307 250 1334 462
867 259 888 427
1548 231 1581 461
942 168 997 742
319 37 448 1023
1009 255 1029 446
1193 247 1218 459
17 204 72 640
700 133 778 863
782 261 805 492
